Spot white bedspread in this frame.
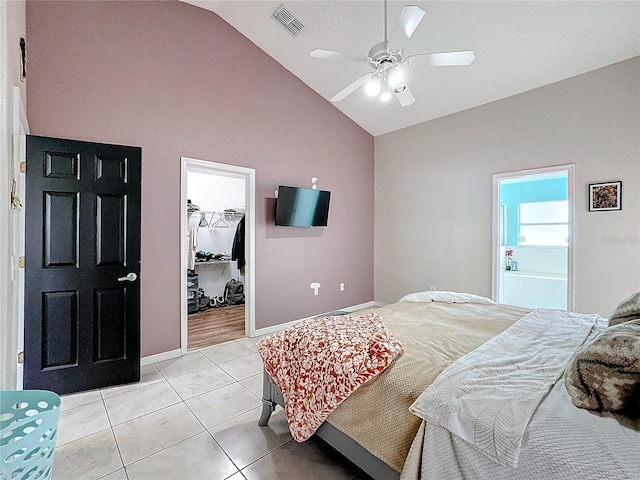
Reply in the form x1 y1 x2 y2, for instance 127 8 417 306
406 378 640 480
399 291 496 304
409 309 601 467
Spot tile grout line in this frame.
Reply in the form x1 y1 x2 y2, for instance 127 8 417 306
56 341 268 480
154 350 218 382
121 352 220 471
55 424 112 450
121 428 216 473
204 428 242 477
97 429 126 480
56 395 113 449
121 362 213 468
112 363 200 472
199 343 258 364
176 348 267 477
99 364 164 402
237 438 297 477
100 394 128 476
119 428 204 471
156 352 248 478
236 377 262 400
108 397 184 429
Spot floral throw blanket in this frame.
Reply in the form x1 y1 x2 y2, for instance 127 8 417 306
257 312 403 442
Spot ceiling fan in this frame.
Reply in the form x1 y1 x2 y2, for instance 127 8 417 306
310 2 475 106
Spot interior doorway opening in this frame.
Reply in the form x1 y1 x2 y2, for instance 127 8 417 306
180 158 255 354
492 165 575 311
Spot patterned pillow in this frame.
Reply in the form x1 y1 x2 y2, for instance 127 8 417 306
564 320 640 413
609 291 640 326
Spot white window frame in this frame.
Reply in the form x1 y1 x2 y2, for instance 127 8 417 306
518 200 569 247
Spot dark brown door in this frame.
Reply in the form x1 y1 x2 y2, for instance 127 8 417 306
24 135 141 395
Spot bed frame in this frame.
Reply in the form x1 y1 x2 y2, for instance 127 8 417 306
258 371 400 480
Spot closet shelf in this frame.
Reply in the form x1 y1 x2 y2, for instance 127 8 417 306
188 209 244 217
194 259 231 276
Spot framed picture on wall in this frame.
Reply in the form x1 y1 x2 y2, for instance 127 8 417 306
589 181 622 211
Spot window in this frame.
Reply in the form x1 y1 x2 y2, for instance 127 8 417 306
518 200 568 247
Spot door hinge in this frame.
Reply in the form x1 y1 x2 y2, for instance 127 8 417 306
17 352 24 364
19 161 26 174
18 256 25 268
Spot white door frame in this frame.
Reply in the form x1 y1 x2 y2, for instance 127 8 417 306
14 87 29 389
180 157 256 354
0 0 11 390
491 164 575 311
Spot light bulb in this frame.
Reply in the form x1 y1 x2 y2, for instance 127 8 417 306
388 67 405 90
364 75 382 97
380 90 393 102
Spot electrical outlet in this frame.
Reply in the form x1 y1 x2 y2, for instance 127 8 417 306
429 285 437 291
340 283 345 291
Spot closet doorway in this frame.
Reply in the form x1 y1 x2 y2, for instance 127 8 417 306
180 157 255 354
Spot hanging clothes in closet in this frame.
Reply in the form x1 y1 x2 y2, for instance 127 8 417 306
186 200 200 270
232 215 245 276
187 221 199 271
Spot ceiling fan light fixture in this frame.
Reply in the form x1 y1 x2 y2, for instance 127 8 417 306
311 4 474 107
380 90 393 102
364 75 382 97
387 66 405 90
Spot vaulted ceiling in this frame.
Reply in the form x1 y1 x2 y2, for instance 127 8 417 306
182 1 640 136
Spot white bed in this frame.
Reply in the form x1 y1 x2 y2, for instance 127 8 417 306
259 293 640 479
411 378 640 479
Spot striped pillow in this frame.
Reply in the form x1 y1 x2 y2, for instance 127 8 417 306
609 291 640 326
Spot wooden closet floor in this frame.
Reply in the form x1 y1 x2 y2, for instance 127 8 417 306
188 304 245 350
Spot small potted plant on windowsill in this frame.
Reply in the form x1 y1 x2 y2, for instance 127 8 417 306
505 248 514 270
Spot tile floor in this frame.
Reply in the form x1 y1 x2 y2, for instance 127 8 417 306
53 336 365 480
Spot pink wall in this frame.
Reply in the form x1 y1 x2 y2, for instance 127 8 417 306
26 0 374 356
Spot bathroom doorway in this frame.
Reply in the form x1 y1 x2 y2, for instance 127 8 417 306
492 165 575 310
180 157 255 353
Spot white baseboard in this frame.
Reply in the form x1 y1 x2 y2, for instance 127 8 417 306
140 348 181 366
252 320 299 337
251 300 378 337
144 301 383 361
339 300 377 312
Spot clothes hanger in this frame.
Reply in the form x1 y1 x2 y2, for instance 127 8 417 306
212 212 230 228
207 212 216 229
198 211 208 227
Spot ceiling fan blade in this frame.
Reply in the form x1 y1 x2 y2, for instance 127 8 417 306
407 50 476 67
330 73 371 102
387 6 426 52
310 49 368 64
394 85 415 107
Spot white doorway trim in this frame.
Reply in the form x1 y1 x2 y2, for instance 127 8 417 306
180 157 256 355
14 87 29 389
0 0 11 391
491 164 575 311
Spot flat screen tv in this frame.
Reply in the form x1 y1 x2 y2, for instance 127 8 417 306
275 185 331 227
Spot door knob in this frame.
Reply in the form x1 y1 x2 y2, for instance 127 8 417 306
118 272 138 282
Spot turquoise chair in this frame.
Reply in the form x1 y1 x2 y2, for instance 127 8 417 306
1 390 60 480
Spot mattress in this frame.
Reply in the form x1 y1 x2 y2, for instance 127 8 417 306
324 300 531 473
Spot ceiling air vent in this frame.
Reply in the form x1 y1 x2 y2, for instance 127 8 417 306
272 4 305 37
